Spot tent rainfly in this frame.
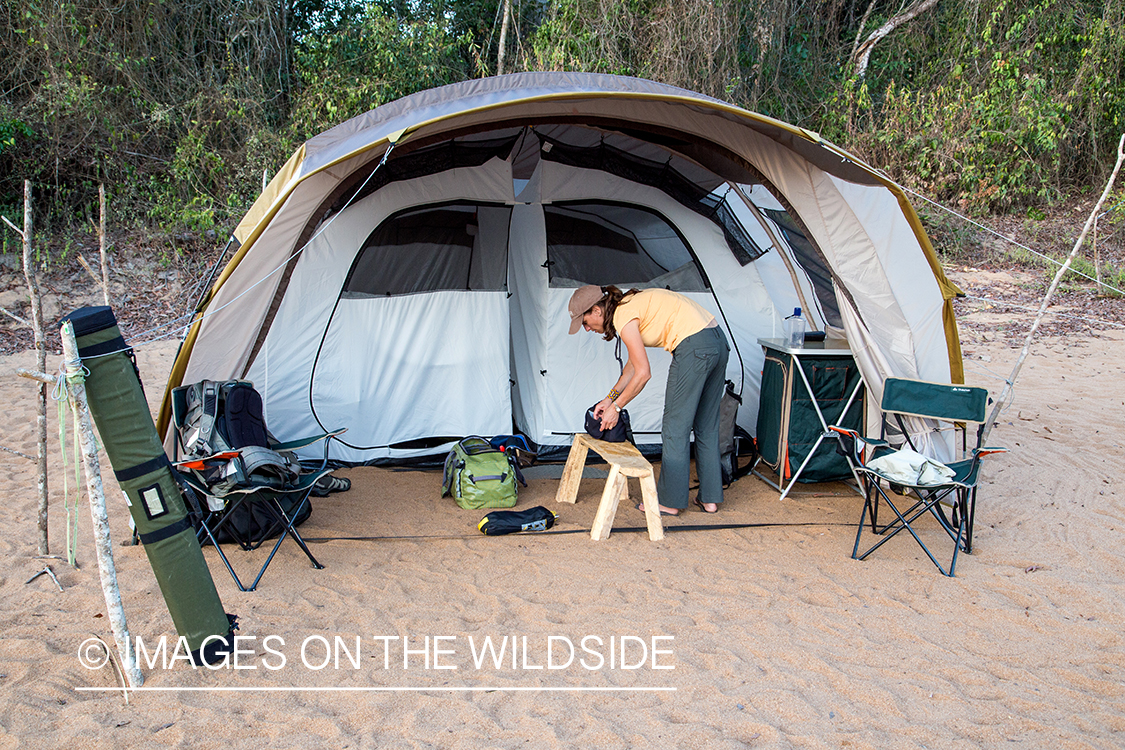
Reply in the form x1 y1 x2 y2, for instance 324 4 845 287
158 72 964 464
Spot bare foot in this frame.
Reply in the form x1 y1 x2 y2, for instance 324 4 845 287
636 502 680 517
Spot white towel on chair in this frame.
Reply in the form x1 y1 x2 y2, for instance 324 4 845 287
866 448 955 486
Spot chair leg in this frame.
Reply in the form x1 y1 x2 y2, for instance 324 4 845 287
963 487 977 555
244 494 324 592
852 479 881 560
194 509 254 593
853 481 964 577
191 490 323 593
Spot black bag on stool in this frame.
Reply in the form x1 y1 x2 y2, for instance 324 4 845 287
478 506 558 535
584 403 633 443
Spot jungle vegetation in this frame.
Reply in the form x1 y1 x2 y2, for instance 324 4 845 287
0 0 1122 232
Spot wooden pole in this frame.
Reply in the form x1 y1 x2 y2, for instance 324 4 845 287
98 184 110 307
19 181 50 556
496 0 511 75
981 133 1125 445
59 321 144 688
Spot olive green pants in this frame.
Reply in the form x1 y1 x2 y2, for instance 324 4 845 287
656 326 729 509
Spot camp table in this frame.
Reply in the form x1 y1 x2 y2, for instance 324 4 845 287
753 337 866 500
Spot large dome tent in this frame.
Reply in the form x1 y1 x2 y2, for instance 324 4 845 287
157 72 964 464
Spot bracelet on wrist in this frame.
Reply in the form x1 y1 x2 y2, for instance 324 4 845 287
608 388 622 402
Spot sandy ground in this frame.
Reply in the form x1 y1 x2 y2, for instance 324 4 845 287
1 314 1124 748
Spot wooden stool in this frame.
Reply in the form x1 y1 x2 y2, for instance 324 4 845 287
555 433 663 541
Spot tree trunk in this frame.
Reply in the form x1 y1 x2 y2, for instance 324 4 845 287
497 0 511 75
98 184 110 307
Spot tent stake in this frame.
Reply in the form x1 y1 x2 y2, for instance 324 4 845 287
981 133 1125 445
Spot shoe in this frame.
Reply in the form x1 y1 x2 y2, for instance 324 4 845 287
636 502 678 517
693 498 718 514
311 474 351 497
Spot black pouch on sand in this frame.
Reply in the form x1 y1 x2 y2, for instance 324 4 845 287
478 506 558 535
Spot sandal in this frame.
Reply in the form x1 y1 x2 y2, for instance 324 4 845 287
311 474 351 497
693 498 719 514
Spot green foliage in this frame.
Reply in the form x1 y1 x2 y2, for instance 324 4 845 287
288 3 475 138
835 0 1125 215
530 0 644 75
0 116 32 158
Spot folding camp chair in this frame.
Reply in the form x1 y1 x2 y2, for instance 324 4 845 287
170 382 345 592
830 378 1007 577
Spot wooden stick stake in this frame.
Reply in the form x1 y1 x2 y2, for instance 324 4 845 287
99 184 110 306
19 180 50 556
981 133 1125 445
59 320 144 688
16 367 59 384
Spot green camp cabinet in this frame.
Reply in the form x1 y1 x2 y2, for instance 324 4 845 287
755 338 865 495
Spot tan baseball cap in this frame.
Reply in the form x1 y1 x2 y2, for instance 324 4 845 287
567 285 604 334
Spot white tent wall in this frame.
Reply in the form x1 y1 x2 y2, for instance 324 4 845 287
183 145 392 390
310 292 511 460
244 157 515 462
826 174 951 385
506 203 547 440
716 118 958 431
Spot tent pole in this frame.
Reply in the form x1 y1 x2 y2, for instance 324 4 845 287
728 183 814 326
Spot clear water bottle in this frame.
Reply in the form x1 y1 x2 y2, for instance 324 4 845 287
785 307 805 348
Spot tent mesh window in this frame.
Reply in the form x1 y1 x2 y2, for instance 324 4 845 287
328 132 522 218
536 133 765 267
343 202 512 296
544 202 709 291
761 208 842 328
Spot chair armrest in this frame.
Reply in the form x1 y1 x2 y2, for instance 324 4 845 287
828 426 887 448
270 428 347 452
973 446 1008 458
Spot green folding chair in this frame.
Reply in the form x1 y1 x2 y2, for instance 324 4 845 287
831 378 1007 576
170 381 346 592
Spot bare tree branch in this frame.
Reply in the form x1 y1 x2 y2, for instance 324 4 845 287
1 215 24 238
850 0 880 63
1 444 36 461
852 0 942 79
982 132 1125 445
2 306 29 327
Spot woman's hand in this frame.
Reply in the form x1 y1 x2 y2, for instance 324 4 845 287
600 405 619 431
593 397 614 419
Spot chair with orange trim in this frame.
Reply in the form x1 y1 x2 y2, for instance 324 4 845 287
830 378 1007 577
170 380 345 591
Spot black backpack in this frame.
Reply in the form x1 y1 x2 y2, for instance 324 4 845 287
173 380 310 544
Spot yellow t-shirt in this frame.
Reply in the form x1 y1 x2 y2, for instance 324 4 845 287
612 289 714 352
